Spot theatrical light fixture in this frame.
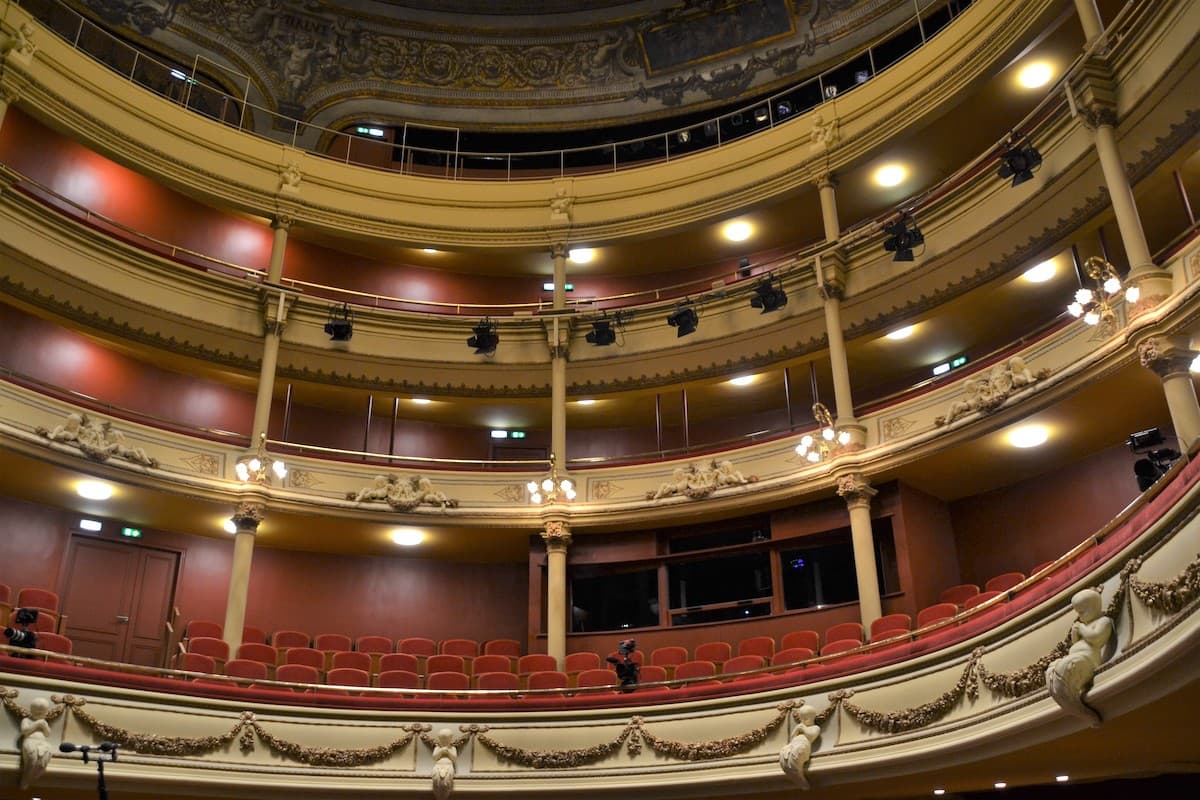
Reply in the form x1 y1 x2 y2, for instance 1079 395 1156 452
667 302 699 337
874 164 907 187
795 365 851 463
586 314 622 346
1017 61 1053 88
1007 424 1049 449
323 303 354 341
222 518 237 534
411 398 432 405
882 214 924 262
823 84 838 99
776 100 793 117
753 106 769 123
235 433 287 483
76 481 114 501
729 375 756 386
1066 256 1137 328
527 454 576 504
422 247 438 254
749 275 788 313
576 399 596 405
467 318 500 355
676 130 691 144
886 325 915 340
997 136 1042 187
1056 776 1070 783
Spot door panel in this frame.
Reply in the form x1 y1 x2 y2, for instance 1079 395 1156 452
128 550 178 666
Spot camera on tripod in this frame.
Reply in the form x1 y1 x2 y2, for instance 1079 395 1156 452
1127 428 1181 491
605 638 640 691
3 608 39 655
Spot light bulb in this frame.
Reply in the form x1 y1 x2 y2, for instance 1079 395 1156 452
526 481 538 493
801 434 814 448
822 427 835 441
837 430 852 445
565 488 577 500
1067 301 1084 317
1125 285 1140 304
561 479 573 492
235 463 249 481
1074 288 1093 304
1103 276 1121 295
272 461 287 479
248 457 261 472
1084 310 1100 325
807 451 820 463
541 478 554 492
531 492 542 504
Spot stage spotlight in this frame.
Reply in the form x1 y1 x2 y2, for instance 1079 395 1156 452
323 303 354 341
753 107 769 123
677 130 691 144
882 214 924 262
776 100 793 117
467 318 499 355
998 137 1042 187
586 315 621 346
667 302 699 337
750 276 788 313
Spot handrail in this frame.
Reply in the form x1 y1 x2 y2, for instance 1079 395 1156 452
268 439 550 470
14 0 980 181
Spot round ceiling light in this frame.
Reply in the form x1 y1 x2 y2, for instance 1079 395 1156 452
886 325 915 340
76 480 114 500
411 398 432 405
1022 260 1057 283
1007 425 1049 448
728 375 756 386
568 248 595 264
1017 62 1054 89
391 528 425 546
576 399 596 405
422 248 438 254
873 164 907 187
722 221 753 242
222 518 237 534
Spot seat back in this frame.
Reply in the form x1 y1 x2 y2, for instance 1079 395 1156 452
16 587 60 612
916 602 959 628
870 627 910 643
188 636 230 661
398 637 438 658
771 647 815 666
984 572 1026 593
426 671 470 691
440 638 479 658
285 647 325 670
722 654 766 676
272 630 310 649
378 669 421 689
36 631 73 655
780 630 820 652
476 671 521 690
526 670 568 690
237 642 278 665
327 667 370 688
869 614 912 639
0 583 10 604
637 665 669 684
693 642 731 665
575 669 618 688
379 652 421 674
185 620 223 640
939 583 981 607
820 639 861 657
737 636 776 660
178 652 217 674
650 646 689 667
963 590 1005 610
674 660 716 681
225 659 268 681
483 639 521 659
242 626 267 645
426 654 466 675
313 633 352 653
356 635 394 655
472 654 513 675
563 652 601 673
1030 560 1054 576
275 664 320 686
517 654 558 675
332 651 372 672
824 622 863 645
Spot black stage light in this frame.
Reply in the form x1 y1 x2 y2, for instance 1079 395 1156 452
882 214 924 262
467 318 499 355
586 318 617 346
750 276 788 313
323 303 354 341
997 137 1042 187
677 130 691 144
776 100 793 117
738 257 752 278
753 106 769 123
667 302 699 337
1126 427 1165 450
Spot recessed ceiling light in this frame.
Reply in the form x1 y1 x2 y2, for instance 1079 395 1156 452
422 248 438 254
1017 62 1053 89
1190 354 1200 373
874 164 907 187
933 791 946 797
76 480 114 500
411 398 432 405
1055 775 1069 783
1007 425 1049 448
568 248 595 264
722 221 753 242
728 375 756 386
391 528 424 546
1022 260 1056 282
222 518 237 534
576 399 596 405
79 518 103 532
886 325 915 340
994 781 1008 790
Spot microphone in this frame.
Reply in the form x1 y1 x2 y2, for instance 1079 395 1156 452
59 742 79 753
98 742 117 753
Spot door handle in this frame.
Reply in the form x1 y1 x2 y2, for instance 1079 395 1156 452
116 615 130 623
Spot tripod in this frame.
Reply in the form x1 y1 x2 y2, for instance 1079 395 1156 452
59 741 119 800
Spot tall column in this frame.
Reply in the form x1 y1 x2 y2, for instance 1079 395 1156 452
837 473 882 629
552 243 568 311
1138 337 1200 451
818 255 863 444
250 216 292 444
541 518 572 667
1072 0 1104 43
817 173 840 242
1073 71 1172 307
222 500 263 653
548 243 569 463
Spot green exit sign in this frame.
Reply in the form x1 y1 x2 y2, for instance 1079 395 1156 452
121 527 142 538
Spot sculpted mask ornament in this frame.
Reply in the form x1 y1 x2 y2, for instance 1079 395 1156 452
779 701 821 789
278 162 302 195
810 115 839 151
647 459 755 501
1044 588 1114 725
549 187 574 224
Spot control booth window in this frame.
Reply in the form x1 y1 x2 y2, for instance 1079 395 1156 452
780 519 898 610
570 567 658 632
667 551 772 626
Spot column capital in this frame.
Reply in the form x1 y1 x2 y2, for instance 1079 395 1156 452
541 519 572 553
836 473 876 508
1138 336 1197 379
1070 58 1118 131
1078 101 1118 132
816 251 848 301
815 172 838 190
271 214 294 231
550 242 568 260
231 501 265 535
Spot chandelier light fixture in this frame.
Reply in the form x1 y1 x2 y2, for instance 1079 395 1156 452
527 454 576 504
235 433 287 483
1066 255 1138 327
795 365 851 463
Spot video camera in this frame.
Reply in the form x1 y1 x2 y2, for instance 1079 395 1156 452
3 608 39 656
1127 428 1181 491
605 638 640 691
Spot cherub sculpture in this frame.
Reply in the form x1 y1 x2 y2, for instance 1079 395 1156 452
431 728 458 800
20 696 54 789
779 701 821 789
1045 588 1114 725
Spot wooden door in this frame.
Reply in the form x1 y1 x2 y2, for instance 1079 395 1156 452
60 536 178 666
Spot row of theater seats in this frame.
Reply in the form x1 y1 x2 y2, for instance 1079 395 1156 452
0 584 65 634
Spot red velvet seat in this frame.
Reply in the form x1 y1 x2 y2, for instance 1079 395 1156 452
526 670 569 691
314 633 352 670
820 638 862 657
737 636 775 660
771 647 815 666
36 631 73 656
425 654 466 676
225 659 268 682
0 584 10 604
940 583 981 607
284 647 325 672
356 635 394 674
16 587 60 612
440 638 479 660
237 642 278 666
564 651 601 684
823 622 863 646
780 630 820 652
327 667 370 690
398 637 438 671
870 627 911 643
693 642 731 668
275 664 320 688
271 630 310 650
242 626 267 645
426 671 470 692
637 665 668 684
475 671 520 690
574 668 618 689
985 572 1025 593
12 609 59 633
722 654 766 679
869 614 912 640
185 620 222 641
517 653 557 677
332 650 372 673
378 652 420 674
963 590 1005 610
178 652 217 674
188 636 230 666
674 660 717 682
916 602 959 628
378 669 421 690
648 646 687 678
471 654 513 675
483 639 521 660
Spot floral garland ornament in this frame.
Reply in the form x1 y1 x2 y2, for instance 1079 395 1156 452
779 701 821 789
1044 588 1114 726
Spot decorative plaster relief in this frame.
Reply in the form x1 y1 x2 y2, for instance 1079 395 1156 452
1044 588 1113 726
346 474 459 511
934 357 1046 427
646 459 755 500
36 412 159 467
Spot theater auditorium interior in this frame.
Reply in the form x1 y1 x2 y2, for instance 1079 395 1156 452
1 0 1199 797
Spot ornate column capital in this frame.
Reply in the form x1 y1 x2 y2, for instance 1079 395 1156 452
816 251 848 301
1070 59 1118 131
550 242 568 260
836 473 877 509
1078 102 1119 131
541 519 572 553
1138 336 1198 379
815 172 838 191
271 214 294 231
231 501 265 535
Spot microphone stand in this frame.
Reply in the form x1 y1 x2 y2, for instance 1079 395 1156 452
60 742 119 800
